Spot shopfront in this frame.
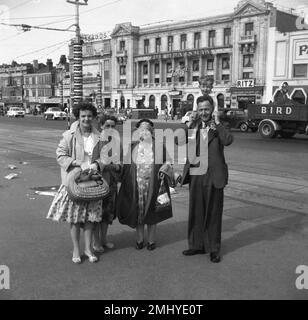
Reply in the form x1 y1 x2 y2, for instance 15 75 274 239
231 80 263 109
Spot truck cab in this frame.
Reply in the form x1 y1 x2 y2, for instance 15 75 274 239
248 102 308 138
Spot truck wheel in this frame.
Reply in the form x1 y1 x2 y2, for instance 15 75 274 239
279 131 296 139
259 121 277 139
239 122 248 132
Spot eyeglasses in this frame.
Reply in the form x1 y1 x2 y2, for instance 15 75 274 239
104 124 116 128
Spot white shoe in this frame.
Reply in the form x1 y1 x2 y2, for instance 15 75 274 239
84 252 98 263
72 256 81 264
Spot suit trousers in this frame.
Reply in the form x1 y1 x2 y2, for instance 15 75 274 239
188 175 224 253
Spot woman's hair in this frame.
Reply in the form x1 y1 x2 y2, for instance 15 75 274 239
72 102 98 119
135 118 154 129
99 114 117 126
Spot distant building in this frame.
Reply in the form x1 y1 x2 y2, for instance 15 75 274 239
0 62 33 107
110 0 299 113
68 32 112 108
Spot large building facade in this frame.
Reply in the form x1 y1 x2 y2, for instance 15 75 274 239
109 0 299 113
266 28 308 104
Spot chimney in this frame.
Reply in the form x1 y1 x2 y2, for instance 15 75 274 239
46 59 53 71
33 60 38 71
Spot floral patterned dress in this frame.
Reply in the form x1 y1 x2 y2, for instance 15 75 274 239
136 141 154 225
46 134 103 224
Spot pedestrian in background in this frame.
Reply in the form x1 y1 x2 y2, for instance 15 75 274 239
181 95 233 263
92 115 121 253
117 119 173 251
47 103 103 264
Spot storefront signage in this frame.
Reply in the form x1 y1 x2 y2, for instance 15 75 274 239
260 105 293 116
294 40 308 63
169 91 182 96
81 32 111 43
148 49 212 61
236 79 255 88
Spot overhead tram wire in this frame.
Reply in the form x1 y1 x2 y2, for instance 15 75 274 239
12 39 72 60
36 0 123 28
37 41 70 61
0 22 76 33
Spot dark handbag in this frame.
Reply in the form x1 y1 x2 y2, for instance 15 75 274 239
66 167 110 202
155 175 171 213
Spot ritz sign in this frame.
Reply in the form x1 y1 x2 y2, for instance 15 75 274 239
295 41 308 63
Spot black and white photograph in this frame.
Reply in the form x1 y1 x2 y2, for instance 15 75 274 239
0 0 308 303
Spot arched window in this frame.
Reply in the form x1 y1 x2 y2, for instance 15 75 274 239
187 94 194 111
291 89 306 104
149 95 156 108
217 93 225 108
161 94 168 110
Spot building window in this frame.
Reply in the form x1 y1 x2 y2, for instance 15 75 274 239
293 64 307 78
243 72 253 79
166 77 172 83
180 34 187 50
222 74 230 81
155 38 161 53
127 99 130 108
120 65 126 75
143 64 148 75
155 63 160 74
194 32 201 49
119 40 125 51
179 76 185 83
149 95 155 108
168 36 173 52
245 22 254 36
193 60 200 72
243 54 254 68
115 99 118 108
155 78 160 84
32 89 36 97
119 79 126 85
222 57 230 69
144 39 149 54
166 62 172 74
192 76 199 82
207 59 214 70
143 78 148 84
209 30 216 47
224 28 231 46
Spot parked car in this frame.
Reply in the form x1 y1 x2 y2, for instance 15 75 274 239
220 109 258 132
44 107 67 120
7 107 25 118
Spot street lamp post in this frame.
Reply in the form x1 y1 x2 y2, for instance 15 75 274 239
66 0 88 111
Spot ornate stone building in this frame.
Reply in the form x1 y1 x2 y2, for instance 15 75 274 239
110 0 299 114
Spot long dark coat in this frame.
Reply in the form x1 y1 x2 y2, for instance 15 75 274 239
117 140 173 229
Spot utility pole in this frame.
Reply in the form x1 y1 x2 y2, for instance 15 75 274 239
66 0 88 112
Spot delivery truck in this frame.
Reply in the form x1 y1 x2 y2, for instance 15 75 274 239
247 102 308 139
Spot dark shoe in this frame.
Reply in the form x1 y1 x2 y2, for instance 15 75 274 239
147 242 156 251
182 249 205 256
210 252 221 263
135 241 144 250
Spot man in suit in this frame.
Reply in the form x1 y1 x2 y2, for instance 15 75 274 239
181 95 233 263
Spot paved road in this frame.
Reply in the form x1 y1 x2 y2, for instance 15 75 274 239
0 116 308 300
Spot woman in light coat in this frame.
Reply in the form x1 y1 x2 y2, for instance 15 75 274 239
47 103 104 264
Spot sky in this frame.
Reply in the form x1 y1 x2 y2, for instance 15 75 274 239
0 0 307 65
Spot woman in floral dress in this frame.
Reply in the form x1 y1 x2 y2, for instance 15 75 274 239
47 103 103 264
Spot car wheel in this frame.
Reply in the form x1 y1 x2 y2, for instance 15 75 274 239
239 122 249 132
259 121 277 139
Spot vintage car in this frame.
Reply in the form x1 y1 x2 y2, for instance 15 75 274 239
44 107 67 120
7 107 25 118
220 109 258 132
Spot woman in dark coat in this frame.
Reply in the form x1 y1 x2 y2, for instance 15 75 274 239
117 119 173 251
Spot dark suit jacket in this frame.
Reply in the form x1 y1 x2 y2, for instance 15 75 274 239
181 120 233 189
